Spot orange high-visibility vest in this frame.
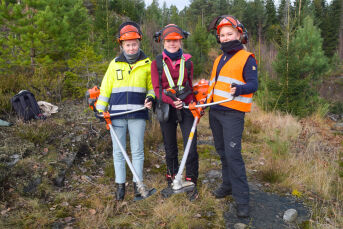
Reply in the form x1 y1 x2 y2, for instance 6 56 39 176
207 50 255 112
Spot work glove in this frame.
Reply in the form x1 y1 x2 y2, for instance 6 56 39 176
95 112 105 121
145 96 154 110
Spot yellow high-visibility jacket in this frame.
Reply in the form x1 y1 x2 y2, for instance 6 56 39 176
96 51 155 119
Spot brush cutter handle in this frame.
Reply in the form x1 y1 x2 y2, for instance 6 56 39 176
174 116 199 182
183 97 235 109
95 107 147 118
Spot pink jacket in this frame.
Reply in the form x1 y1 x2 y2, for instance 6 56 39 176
151 52 195 107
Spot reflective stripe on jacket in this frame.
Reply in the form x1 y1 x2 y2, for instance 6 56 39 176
207 49 254 112
96 52 155 119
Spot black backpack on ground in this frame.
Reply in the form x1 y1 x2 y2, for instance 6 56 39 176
11 90 45 121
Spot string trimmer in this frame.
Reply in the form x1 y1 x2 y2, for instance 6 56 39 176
86 86 157 201
161 80 236 197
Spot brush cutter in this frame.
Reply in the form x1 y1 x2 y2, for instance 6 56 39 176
86 86 157 201
161 80 236 197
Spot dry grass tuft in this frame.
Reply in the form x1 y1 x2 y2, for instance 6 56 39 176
245 103 343 228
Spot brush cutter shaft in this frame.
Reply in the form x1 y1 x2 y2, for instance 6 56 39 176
174 117 199 182
183 97 234 109
97 107 146 117
108 125 142 186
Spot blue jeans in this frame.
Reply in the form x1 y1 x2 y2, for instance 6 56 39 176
110 119 146 183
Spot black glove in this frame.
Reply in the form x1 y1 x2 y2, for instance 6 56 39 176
95 112 104 121
146 96 155 103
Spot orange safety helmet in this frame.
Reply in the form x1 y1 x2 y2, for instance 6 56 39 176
216 16 244 35
153 24 190 42
117 22 142 42
208 15 248 44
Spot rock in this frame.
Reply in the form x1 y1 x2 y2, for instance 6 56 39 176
206 170 222 180
64 216 73 223
23 177 42 195
202 179 209 184
81 175 92 182
333 123 343 131
234 223 248 229
7 154 20 166
193 213 201 218
75 135 82 142
283 209 298 223
206 211 215 218
53 171 66 187
328 114 339 122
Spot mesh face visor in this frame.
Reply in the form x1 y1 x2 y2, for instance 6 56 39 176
217 16 243 34
119 25 140 40
161 26 184 40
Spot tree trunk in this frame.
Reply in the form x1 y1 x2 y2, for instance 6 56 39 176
339 0 343 61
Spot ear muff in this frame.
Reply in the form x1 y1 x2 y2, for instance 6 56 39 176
117 21 143 43
209 15 248 44
153 31 162 43
153 24 190 43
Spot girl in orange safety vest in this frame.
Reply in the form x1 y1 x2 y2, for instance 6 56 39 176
207 15 258 218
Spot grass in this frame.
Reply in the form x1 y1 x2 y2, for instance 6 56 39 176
245 105 343 228
1 102 342 228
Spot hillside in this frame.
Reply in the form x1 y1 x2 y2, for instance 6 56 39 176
0 101 342 228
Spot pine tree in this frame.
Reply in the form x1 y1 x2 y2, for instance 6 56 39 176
228 0 247 21
271 16 328 116
324 0 342 57
35 0 91 61
185 18 210 78
265 0 279 41
243 0 266 42
93 0 119 59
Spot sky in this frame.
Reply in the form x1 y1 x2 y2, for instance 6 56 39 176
144 0 191 11
143 0 333 11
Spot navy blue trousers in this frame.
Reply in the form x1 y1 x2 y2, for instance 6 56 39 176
209 109 249 204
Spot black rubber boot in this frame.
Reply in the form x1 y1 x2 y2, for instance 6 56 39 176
133 182 142 198
212 185 232 199
116 183 125 201
167 174 173 187
236 204 250 218
161 174 174 198
185 177 198 201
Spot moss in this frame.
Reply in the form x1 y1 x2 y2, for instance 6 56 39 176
197 145 217 159
104 162 114 178
15 121 59 146
149 163 167 174
55 207 71 218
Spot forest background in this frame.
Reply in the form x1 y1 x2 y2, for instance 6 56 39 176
0 0 343 228
0 0 342 116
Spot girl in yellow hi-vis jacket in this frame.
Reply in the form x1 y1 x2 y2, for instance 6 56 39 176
96 22 155 201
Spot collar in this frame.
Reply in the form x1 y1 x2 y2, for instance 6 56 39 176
115 50 148 63
162 52 192 70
